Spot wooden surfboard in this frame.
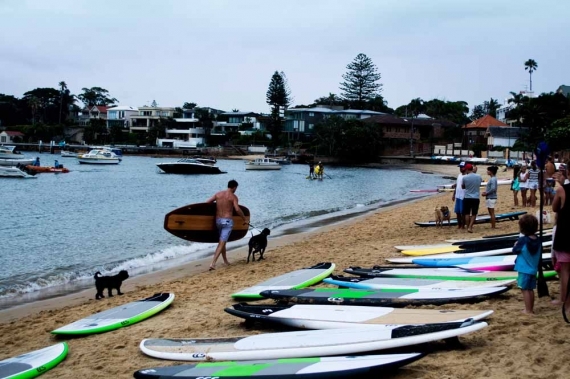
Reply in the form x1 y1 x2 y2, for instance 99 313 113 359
164 203 250 243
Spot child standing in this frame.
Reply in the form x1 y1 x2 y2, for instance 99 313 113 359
513 214 542 314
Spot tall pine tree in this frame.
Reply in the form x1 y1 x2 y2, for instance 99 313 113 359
340 53 382 110
266 71 291 148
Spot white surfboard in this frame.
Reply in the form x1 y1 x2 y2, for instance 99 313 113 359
52 293 174 335
225 303 493 329
387 240 553 264
0 342 68 379
231 262 335 300
140 321 487 361
324 276 515 290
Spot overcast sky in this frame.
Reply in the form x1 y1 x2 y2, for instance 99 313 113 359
1 0 568 114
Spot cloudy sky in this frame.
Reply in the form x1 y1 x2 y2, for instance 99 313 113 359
1 0 568 114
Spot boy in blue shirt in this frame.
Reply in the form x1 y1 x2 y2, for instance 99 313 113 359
513 214 541 314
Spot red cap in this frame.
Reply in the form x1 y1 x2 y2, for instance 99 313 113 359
465 163 474 170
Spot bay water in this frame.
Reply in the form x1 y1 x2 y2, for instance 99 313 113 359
0 154 447 309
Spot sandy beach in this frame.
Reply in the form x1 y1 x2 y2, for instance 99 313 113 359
1 163 568 379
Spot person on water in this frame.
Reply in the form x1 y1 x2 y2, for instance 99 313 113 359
309 162 314 179
206 179 247 271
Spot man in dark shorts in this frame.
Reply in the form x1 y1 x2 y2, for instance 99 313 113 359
462 163 482 233
206 179 247 270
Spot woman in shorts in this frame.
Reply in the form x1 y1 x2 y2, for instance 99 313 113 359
519 165 529 207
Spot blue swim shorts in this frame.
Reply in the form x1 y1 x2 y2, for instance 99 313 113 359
454 198 464 214
517 272 537 290
216 218 234 242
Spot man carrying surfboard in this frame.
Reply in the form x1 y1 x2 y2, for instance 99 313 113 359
206 179 247 270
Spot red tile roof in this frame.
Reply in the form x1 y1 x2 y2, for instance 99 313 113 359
464 115 508 129
94 106 108 112
5 131 24 136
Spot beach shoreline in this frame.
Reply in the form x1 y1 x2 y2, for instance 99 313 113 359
2 163 566 379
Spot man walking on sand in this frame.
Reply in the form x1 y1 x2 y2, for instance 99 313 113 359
206 179 247 270
452 162 467 229
462 163 482 233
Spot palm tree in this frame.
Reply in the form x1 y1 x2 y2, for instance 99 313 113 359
524 59 538 92
58 81 67 125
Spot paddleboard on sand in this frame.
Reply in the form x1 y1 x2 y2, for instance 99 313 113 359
164 203 250 243
134 354 424 379
0 342 68 379
387 240 554 263
225 303 493 329
344 267 557 281
260 287 508 306
413 253 552 271
414 211 526 227
51 293 174 335
231 263 335 300
324 275 515 290
400 236 541 256
140 320 487 361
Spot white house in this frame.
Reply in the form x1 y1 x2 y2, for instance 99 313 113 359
106 106 139 129
156 108 207 148
0 131 25 143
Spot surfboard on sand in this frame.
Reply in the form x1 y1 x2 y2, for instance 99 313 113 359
139 320 487 361
324 275 515 290
231 262 335 300
134 354 424 379
51 293 174 335
225 303 493 329
343 267 558 281
260 287 508 306
0 342 68 379
413 253 552 271
414 211 526 227
164 203 250 243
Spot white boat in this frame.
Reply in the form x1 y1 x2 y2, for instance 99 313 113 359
0 157 35 166
60 150 78 158
0 166 37 178
77 149 121 164
0 145 24 159
245 158 282 171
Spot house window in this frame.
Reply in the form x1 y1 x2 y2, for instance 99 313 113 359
118 111 125 119
309 112 314 117
1 136 6 143
229 117 241 123
142 111 152 116
308 123 314 130
386 126 392 133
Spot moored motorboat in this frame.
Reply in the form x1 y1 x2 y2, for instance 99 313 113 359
0 166 37 178
0 157 35 166
156 158 224 174
77 149 121 164
60 150 78 157
245 158 282 170
0 145 24 159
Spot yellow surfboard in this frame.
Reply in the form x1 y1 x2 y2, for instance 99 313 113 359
400 245 463 256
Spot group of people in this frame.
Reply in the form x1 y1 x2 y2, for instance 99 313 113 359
511 157 566 208
452 162 498 233
309 161 325 179
515 160 570 314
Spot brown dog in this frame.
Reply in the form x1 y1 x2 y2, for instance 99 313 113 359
435 206 451 227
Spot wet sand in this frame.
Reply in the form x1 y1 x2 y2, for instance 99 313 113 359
1 163 568 379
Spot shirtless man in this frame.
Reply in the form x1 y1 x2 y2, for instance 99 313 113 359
206 179 247 270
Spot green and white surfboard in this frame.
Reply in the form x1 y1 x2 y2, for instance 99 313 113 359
133 354 424 378
232 263 335 300
0 342 68 379
51 293 174 335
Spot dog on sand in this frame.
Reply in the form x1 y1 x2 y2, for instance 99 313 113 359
247 228 271 263
435 206 451 227
94 270 129 300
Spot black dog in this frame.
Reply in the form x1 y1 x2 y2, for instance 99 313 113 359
247 228 271 263
94 270 129 300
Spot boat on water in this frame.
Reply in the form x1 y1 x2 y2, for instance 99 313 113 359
60 150 79 158
0 166 37 178
0 146 35 166
0 157 35 166
156 158 224 174
245 158 282 170
188 155 217 165
25 165 70 174
269 157 291 165
77 149 121 165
